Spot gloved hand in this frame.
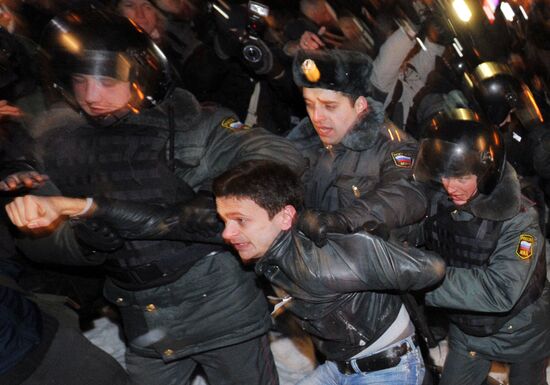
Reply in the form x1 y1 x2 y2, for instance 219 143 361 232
296 209 350 247
361 220 390 241
0 164 49 192
73 219 124 252
175 191 222 238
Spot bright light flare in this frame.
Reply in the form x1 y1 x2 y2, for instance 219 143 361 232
452 0 473 22
500 2 515 21
212 3 229 19
60 33 81 53
482 4 495 22
519 6 528 20
416 37 427 51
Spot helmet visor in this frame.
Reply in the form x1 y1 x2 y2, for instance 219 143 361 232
414 138 491 185
67 50 132 82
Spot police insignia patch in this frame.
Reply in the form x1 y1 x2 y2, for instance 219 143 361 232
391 152 413 168
516 234 535 259
221 117 250 132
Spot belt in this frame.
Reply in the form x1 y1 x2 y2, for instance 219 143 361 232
106 250 223 290
335 335 418 375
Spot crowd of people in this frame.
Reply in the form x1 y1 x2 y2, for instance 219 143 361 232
1 1 549 385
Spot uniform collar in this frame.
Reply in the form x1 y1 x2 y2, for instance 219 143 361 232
460 163 522 221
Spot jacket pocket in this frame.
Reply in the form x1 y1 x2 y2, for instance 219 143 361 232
335 309 372 348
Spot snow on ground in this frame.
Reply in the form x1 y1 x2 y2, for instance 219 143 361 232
84 316 549 385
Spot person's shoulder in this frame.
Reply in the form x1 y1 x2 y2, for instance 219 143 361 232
500 197 542 238
165 88 233 130
377 119 417 145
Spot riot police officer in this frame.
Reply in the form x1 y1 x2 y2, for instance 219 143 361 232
3 9 306 385
412 108 550 385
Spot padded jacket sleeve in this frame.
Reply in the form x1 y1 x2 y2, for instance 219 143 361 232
269 231 445 295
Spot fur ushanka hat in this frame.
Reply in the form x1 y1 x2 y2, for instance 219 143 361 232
292 49 374 97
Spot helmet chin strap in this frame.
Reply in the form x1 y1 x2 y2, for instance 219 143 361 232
83 106 132 127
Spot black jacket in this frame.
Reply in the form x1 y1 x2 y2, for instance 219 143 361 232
256 229 445 361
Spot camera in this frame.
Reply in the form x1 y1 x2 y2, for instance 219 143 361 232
211 0 276 75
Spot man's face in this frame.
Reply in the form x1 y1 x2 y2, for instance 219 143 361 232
216 196 293 263
303 87 366 146
72 74 131 117
118 0 159 36
441 174 478 206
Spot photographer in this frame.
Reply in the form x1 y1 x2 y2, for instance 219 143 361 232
209 0 303 134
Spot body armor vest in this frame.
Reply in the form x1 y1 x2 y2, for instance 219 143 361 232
425 200 546 336
40 115 221 288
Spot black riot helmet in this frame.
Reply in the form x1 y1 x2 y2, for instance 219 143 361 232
414 108 506 195
40 7 174 114
470 62 543 128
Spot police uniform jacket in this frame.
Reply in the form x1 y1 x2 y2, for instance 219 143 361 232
19 88 307 361
287 98 426 231
256 228 445 361
423 165 550 362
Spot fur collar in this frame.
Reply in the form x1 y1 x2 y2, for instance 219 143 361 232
155 88 202 128
31 103 84 140
340 97 387 151
467 163 521 221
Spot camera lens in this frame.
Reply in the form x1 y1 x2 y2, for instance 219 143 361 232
242 44 263 63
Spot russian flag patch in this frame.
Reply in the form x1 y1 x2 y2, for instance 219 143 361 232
391 152 414 168
516 234 535 259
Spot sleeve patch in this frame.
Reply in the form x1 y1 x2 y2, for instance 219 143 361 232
391 151 414 168
516 234 535 259
221 117 250 132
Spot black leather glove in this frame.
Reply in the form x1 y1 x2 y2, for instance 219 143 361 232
172 191 223 239
361 220 390 241
296 209 350 247
73 219 124 252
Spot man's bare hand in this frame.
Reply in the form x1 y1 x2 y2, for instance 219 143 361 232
6 195 59 229
5 195 89 229
0 171 49 191
299 29 325 50
0 100 23 118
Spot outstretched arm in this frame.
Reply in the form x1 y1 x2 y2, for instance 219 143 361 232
5 195 222 244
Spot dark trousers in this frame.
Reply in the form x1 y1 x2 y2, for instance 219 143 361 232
440 348 548 385
126 334 279 385
21 323 133 385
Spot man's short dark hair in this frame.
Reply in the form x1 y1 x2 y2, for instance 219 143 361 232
213 160 304 219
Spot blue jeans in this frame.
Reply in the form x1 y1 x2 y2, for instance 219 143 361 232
297 336 425 385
